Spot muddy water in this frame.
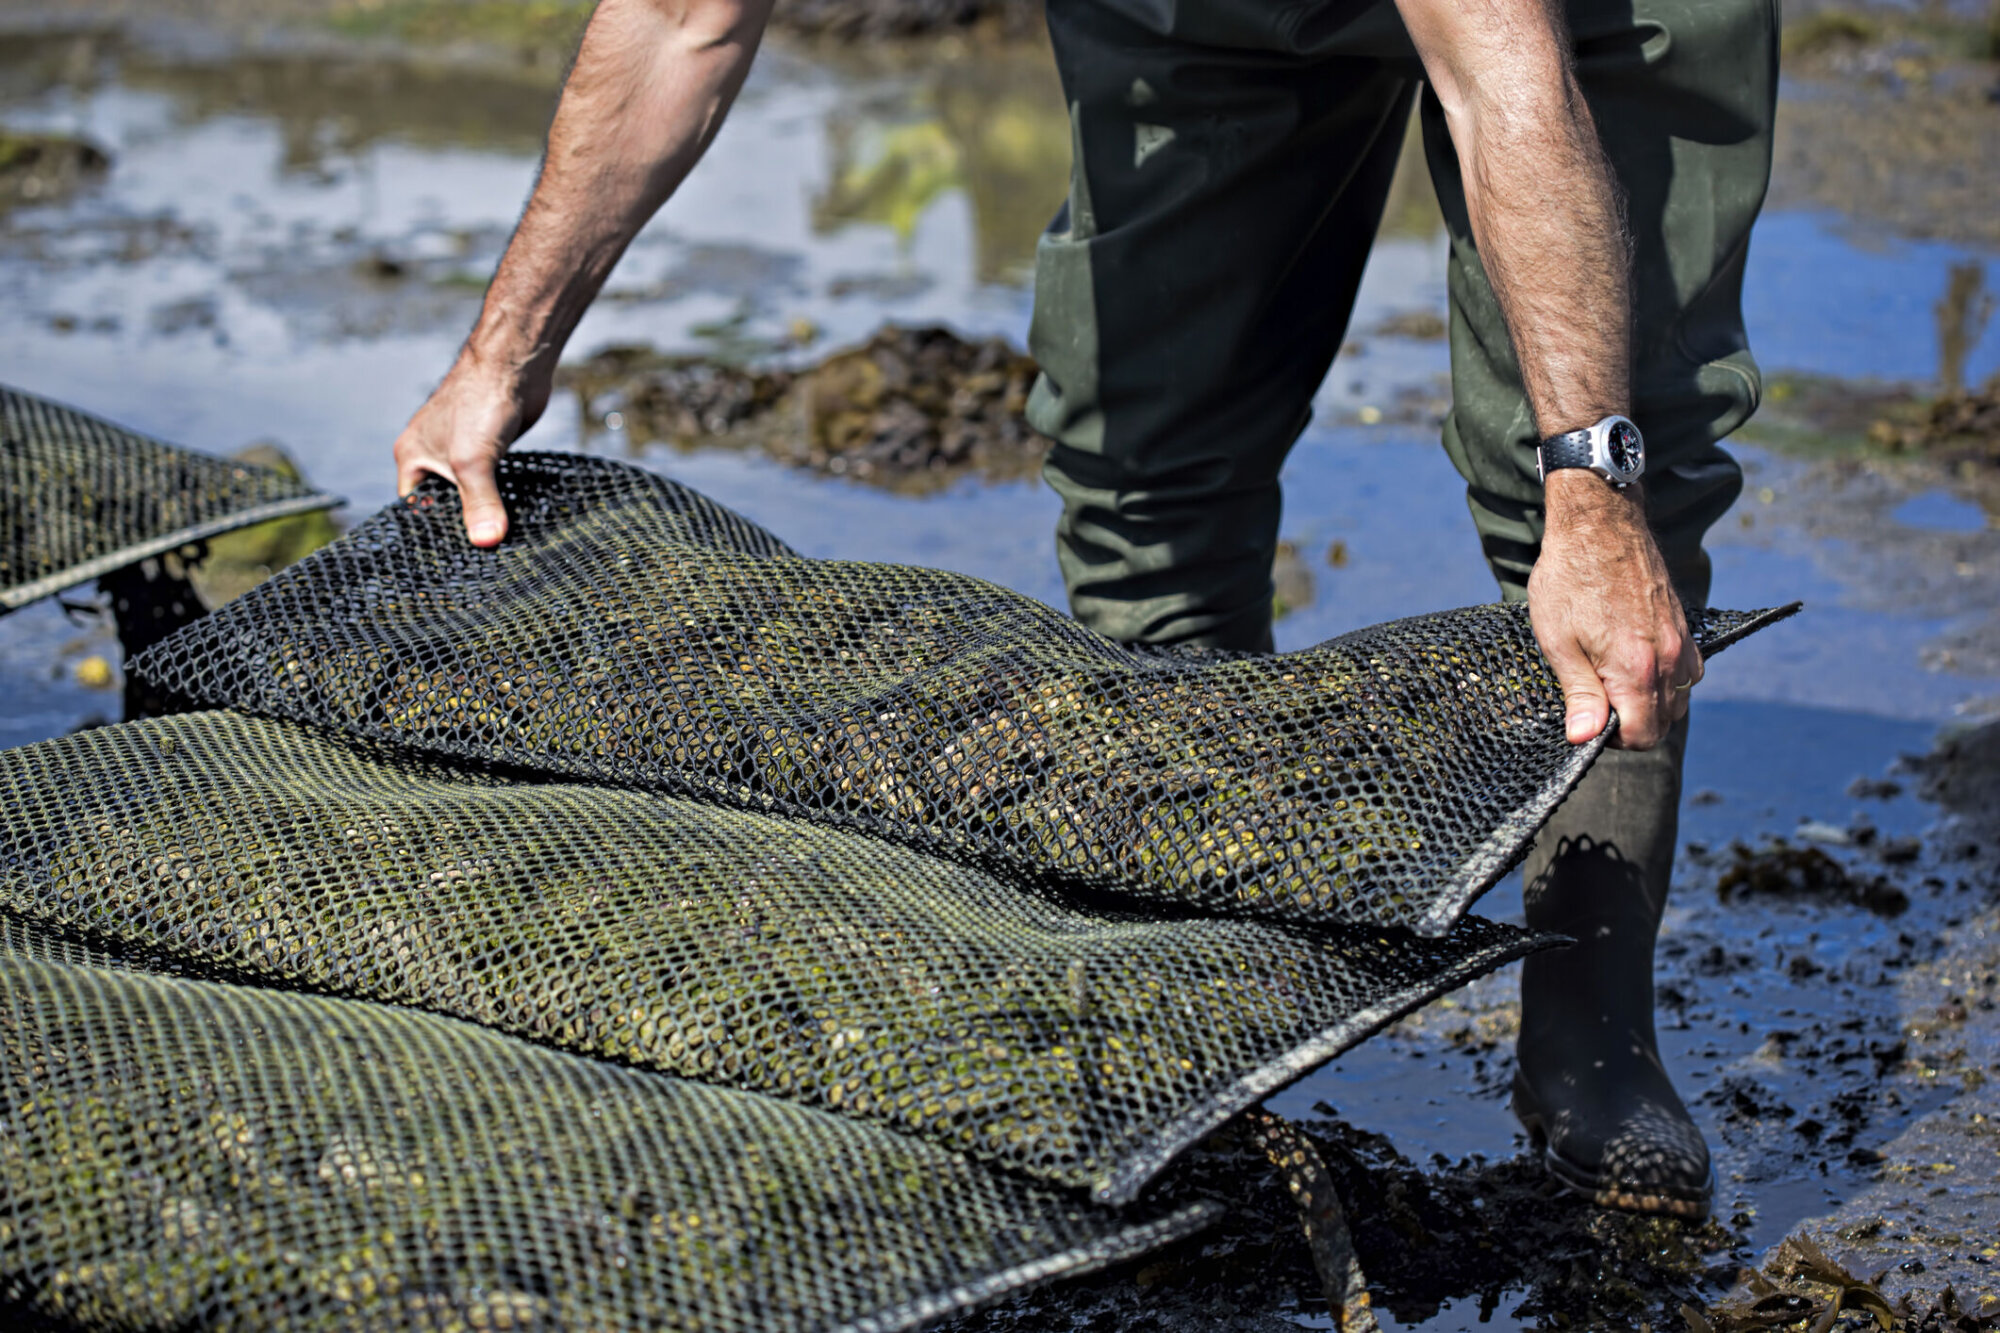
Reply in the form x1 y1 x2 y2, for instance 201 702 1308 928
2 9 1998 1328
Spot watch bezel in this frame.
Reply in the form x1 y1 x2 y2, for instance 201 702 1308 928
1593 415 1644 486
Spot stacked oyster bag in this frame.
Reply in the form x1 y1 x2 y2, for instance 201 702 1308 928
0 384 340 613
0 452 1791 1330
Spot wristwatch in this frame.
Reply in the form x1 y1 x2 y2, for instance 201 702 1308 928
1536 415 1645 488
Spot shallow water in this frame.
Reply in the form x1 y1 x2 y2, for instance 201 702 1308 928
2 14 1998 1329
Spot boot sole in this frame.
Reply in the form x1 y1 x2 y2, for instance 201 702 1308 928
1510 1081 1715 1222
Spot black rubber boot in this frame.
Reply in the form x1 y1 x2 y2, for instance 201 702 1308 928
1512 714 1714 1219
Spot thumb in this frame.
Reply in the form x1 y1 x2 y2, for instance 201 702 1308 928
1550 656 1611 744
455 456 509 548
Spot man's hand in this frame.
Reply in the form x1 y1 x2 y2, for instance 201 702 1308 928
393 0 774 547
1529 474 1702 749
393 351 551 548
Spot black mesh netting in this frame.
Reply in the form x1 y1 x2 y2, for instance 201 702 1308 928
0 383 340 612
0 913 1219 1333
133 453 1795 936
4 447 1797 1329
0 710 1550 1205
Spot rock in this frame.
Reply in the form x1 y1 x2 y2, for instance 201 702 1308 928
1796 819 1853 846
0 131 110 209
189 442 341 608
560 325 1050 494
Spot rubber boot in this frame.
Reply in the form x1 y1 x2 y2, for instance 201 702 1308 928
1511 714 1714 1219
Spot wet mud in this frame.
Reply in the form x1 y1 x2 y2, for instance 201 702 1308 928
942 1117 1745 1333
1752 252 1998 492
32 0 1044 51
1721 840 2000 1323
1771 6 2000 248
329 0 1046 47
560 324 1049 492
1726 253 1999 694
1696 1234 1998 1332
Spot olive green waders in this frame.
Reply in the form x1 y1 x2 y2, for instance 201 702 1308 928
1026 0 1778 1215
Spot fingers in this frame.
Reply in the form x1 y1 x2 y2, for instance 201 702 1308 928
1607 623 1699 750
390 375 520 549
1526 491 1698 751
1535 600 1684 749
1662 633 1705 727
394 425 449 501
1563 674 1612 745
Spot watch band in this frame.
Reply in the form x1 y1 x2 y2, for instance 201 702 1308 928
1536 415 1644 487
1537 428 1596 476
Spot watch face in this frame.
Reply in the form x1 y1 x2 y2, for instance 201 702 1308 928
1605 420 1643 477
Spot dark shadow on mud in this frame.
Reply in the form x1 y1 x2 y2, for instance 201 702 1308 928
943 1115 1745 1332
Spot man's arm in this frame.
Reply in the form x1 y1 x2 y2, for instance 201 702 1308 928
393 0 775 547
1391 0 1702 750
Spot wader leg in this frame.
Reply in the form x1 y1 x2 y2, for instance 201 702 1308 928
1029 0 1416 651
1415 0 1778 1216
1512 716 1716 1217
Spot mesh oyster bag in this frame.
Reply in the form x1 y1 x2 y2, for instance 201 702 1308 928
0 710 1550 1205
0 915 1217 1333
0 383 341 612
134 453 1794 934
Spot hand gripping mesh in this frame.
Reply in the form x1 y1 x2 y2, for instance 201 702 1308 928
0 383 341 612
133 453 1795 935
0 916 1218 1333
0 711 1551 1204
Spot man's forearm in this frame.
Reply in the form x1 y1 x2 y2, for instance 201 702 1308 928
1407 0 1631 439
393 0 774 547
1454 92 1631 437
465 0 774 382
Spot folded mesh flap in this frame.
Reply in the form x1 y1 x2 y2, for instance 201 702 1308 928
132 453 1795 934
1 384 342 611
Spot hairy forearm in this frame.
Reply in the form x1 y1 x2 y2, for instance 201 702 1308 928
1455 84 1631 436
1394 0 1697 748
464 0 772 381
1402 0 1631 440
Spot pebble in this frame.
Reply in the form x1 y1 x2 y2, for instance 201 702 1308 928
1796 820 1852 846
